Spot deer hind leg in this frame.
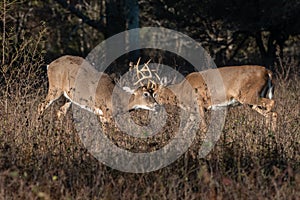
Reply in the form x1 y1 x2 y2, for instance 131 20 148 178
57 102 72 118
238 95 277 131
196 98 207 133
259 98 275 112
97 114 113 134
98 115 109 123
251 98 277 131
38 89 63 115
199 106 207 133
252 105 277 131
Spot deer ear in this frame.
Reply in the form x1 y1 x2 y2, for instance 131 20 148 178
122 86 135 94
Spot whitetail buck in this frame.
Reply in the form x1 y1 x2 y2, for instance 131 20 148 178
150 65 277 131
38 55 158 122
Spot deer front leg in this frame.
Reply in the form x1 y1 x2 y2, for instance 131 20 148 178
38 89 63 115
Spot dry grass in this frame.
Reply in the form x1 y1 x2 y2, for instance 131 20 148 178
0 59 299 200
1 1 299 198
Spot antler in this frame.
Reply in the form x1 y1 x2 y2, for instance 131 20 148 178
135 59 151 85
130 58 153 87
129 58 163 91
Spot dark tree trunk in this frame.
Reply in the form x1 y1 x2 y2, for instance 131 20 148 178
103 0 140 73
125 0 140 61
255 31 287 70
104 0 127 73
255 32 277 69
105 0 126 38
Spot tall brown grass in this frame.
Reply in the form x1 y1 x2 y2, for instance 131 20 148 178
0 52 299 199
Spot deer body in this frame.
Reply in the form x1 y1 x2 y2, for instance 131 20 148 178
153 66 277 131
38 55 158 121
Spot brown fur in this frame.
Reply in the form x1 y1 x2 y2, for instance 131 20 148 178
153 66 277 131
39 55 158 122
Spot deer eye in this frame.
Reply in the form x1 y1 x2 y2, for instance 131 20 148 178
153 92 158 98
143 92 149 97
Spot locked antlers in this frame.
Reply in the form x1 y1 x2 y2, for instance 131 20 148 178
129 58 159 89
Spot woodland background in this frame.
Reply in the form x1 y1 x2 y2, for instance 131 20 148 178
2 0 300 67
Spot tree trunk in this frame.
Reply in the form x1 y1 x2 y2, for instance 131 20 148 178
125 0 140 61
105 0 126 38
105 0 126 73
255 31 277 69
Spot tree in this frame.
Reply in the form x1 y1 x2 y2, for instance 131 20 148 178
140 0 300 67
204 0 300 67
52 0 140 72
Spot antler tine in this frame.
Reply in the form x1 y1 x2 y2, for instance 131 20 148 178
147 59 161 81
143 59 155 88
144 59 161 88
132 58 144 87
147 79 157 89
144 59 151 68
132 58 161 89
136 57 141 68
154 71 161 81
129 61 134 68
129 57 140 70
140 59 151 73
134 58 154 86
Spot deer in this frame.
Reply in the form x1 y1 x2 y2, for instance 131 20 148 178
38 55 159 123
149 65 277 131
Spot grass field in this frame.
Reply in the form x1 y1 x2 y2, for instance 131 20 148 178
0 62 299 199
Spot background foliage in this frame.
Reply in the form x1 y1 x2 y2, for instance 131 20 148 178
1 0 300 66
